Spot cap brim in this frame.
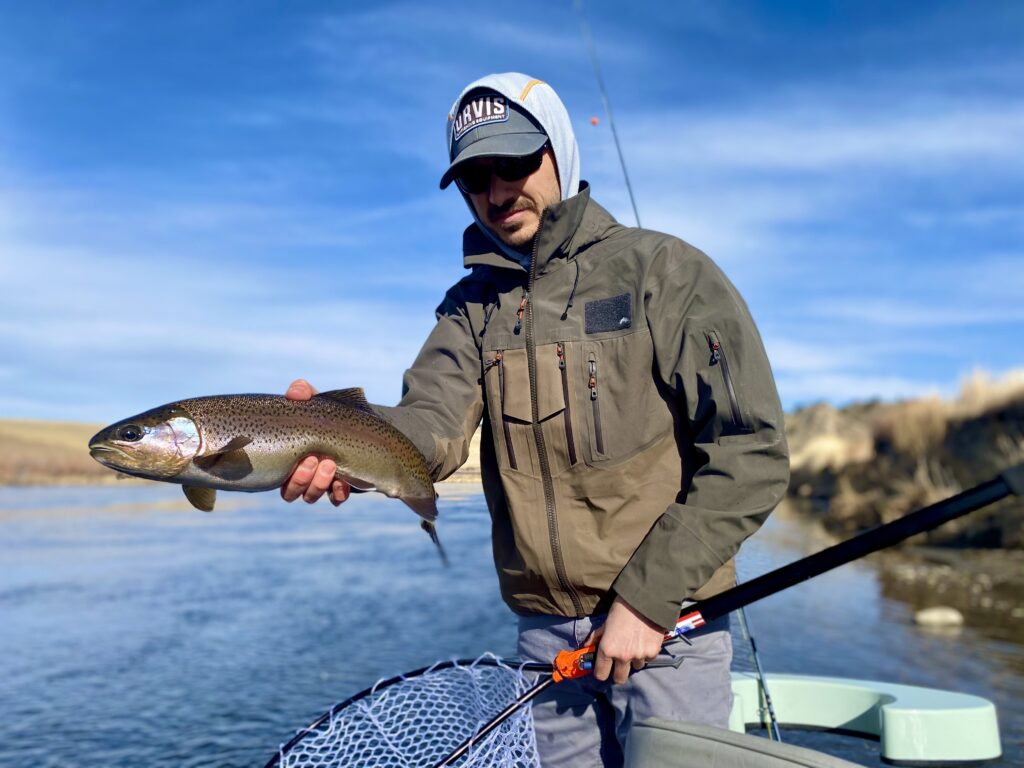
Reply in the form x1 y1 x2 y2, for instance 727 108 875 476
439 133 548 190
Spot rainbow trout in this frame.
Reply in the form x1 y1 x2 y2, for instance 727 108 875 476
88 389 446 561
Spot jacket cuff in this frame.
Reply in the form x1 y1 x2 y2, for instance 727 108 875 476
611 510 724 631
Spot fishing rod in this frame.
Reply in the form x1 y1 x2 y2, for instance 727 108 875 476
573 0 641 227
736 606 781 741
433 463 1024 767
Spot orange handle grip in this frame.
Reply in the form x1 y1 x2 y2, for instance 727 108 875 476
552 644 597 683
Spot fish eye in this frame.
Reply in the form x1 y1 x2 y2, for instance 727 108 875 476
117 425 144 442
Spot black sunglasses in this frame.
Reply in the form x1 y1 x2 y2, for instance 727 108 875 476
454 145 548 195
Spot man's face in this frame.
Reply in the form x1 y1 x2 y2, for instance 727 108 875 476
464 148 561 250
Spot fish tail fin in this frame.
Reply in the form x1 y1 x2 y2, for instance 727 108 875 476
421 520 449 567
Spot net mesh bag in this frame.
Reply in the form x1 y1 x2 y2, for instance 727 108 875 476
272 616 763 766
273 654 540 768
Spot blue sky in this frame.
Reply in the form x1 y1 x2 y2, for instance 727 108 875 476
1 1 1021 422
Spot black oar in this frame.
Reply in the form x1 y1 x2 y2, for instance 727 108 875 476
434 464 1024 767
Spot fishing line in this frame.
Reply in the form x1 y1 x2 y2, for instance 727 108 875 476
573 0 642 227
737 606 782 741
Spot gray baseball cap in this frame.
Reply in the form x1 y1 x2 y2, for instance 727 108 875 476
439 89 548 190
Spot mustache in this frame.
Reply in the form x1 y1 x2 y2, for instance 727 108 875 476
488 198 536 219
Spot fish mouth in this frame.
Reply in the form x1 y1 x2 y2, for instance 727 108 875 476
89 445 130 466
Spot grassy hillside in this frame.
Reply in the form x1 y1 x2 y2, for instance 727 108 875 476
0 419 114 485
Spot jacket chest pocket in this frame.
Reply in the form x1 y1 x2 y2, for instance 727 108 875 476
576 330 672 466
483 343 580 477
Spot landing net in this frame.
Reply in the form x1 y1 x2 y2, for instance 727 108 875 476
269 653 540 768
270 618 756 767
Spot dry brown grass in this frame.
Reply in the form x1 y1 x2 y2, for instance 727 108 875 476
954 369 1024 419
0 419 115 485
890 395 950 459
870 370 1024 460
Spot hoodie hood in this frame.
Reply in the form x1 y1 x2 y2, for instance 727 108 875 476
446 73 581 265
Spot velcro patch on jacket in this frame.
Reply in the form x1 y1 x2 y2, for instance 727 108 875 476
452 94 508 141
585 293 632 334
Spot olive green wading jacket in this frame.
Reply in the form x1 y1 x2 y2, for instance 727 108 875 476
381 184 790 630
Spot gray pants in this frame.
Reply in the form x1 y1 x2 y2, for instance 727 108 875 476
517 613 733 767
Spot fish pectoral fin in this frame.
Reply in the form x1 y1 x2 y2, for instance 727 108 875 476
335 471 376 493
193 436 254 481
183 486 217 512
317 388 374 413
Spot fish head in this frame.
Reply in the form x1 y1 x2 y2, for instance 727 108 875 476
88 405 200 479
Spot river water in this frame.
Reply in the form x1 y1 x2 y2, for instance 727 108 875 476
1 484 1020 767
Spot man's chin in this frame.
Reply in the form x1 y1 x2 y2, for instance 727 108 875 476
493 221 536 249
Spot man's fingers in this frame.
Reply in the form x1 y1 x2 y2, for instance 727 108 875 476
281 456 318 502
581 625 605 648
330 479 351 507
303 458 337 503
593 649 613 682
285 379 317 401
613 659 631 685
631 658 647 671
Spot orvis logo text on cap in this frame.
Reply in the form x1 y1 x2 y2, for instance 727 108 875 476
452 94 508 141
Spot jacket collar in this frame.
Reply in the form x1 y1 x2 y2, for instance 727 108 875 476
462 183 619 275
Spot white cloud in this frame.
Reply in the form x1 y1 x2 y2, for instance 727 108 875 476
630 105 1024 173
778 372 949 408
801 298 1024 329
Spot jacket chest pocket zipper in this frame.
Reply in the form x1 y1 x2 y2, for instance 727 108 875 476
557 343 577 466
492 350 518 470
708 332 752 434
588 356 605 455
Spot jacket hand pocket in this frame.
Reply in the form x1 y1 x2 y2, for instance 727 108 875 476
484 344 578 476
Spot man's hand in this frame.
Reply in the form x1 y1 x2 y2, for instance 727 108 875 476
280 379 351 506
584 596 666 684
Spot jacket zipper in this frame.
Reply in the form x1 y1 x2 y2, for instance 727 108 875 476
587 356 605 455
708 331 751 433
493 350 518 470
526 213 584 616
556 343 577 466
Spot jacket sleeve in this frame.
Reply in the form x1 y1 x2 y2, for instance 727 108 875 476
611 241 790 629
374 281 485 482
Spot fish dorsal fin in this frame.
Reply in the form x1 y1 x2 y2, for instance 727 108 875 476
318 388 373 412
194 436 254 480
183 486 216 512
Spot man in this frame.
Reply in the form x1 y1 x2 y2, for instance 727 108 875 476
282 72 789 765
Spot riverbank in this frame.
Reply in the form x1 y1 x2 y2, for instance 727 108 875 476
783 371 1024 629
